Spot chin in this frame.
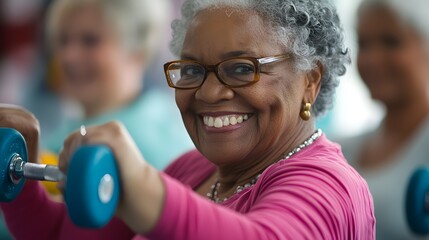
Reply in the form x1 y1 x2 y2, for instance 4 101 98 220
197 143 248 166
371 92 404 107
65 91 98 107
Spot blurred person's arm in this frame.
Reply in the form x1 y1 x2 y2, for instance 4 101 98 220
1 181 134 239
0 105 134 239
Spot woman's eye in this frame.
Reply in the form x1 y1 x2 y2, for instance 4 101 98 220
81 34 101 48
182 65 204 77
229 64 255 74
382 35 403 49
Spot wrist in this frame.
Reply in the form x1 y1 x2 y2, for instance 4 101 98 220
118 164 166 234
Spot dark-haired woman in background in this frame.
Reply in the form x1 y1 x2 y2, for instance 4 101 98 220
340 0 429 239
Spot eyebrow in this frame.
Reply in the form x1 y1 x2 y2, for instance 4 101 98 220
180 54 197 61
221 50 257 58
180 50 258 61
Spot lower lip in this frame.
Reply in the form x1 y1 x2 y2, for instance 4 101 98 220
201 118 250 133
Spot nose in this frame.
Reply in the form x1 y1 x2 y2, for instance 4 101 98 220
58 38 86 65
195 72 234 104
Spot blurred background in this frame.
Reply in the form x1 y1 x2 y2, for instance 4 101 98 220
0 0 382 141
0 0 387 239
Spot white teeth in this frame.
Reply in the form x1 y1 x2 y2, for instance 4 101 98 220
223 117 230 126
208 117 214 127
230 117 237 125
203 114 250 128
214 118 223 128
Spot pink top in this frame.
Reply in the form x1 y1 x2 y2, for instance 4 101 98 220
1 135 375 239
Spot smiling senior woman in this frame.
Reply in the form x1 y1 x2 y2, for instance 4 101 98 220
0 0 375 239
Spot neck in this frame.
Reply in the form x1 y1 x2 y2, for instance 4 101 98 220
84 81 142 119
383 96 429 137
216 121 316 196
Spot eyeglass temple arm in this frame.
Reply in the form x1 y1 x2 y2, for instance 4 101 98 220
258 55 289 65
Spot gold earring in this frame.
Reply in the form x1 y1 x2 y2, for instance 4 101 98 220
300 103 311 121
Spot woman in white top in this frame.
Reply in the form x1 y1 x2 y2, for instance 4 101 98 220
340 0 429 239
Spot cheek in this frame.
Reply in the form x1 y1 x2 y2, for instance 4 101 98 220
175 90 193 114
249 76 301 136
91 46 128 84
89 45 117 72
385 50 426 90
175 90 197 132
390 51 415 72
358 49 407 90
402 59 429 95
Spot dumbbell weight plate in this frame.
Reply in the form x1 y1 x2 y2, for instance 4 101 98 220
65 145 120 228
0 128 27 202
406 167 429 235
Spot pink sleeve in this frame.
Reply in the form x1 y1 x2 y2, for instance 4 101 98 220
146 162 374 240
0 180 134 240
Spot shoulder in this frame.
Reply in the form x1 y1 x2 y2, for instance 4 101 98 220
163 149 216 186
269 135 364 178
251 136 375 238
260 135 372 206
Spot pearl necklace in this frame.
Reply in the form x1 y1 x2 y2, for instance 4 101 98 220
207 129 322 203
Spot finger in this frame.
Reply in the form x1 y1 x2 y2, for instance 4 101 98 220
59 130 86 173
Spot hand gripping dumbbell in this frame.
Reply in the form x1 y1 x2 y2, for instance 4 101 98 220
0 127 120 228
406 167 429 235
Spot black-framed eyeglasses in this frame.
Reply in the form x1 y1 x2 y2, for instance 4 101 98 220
163 54 290 89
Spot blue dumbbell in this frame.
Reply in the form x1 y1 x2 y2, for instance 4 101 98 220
0 127 120 228
406 167 429 235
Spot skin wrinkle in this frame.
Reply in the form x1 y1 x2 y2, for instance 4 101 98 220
171 0 349 117
177 7 322 199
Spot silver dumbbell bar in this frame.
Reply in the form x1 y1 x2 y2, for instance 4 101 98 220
9 153 65 184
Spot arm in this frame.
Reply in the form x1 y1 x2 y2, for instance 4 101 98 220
0 105 134 239
1 181 65 239
57 121 373 239
1 180 134 240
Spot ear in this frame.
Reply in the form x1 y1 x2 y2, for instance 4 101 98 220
303 62 323 104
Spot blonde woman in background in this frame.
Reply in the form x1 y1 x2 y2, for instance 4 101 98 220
340 0 429 239
41 0 193 176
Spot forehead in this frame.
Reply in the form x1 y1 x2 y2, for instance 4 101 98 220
181 7 283 61
58 5 107 31
358 6 410 35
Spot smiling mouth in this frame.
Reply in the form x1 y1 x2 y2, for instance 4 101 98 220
202 114 250 128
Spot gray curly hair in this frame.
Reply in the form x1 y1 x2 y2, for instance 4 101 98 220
170 0 350 117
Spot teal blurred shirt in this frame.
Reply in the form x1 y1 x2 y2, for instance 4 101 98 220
43 89 194 170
